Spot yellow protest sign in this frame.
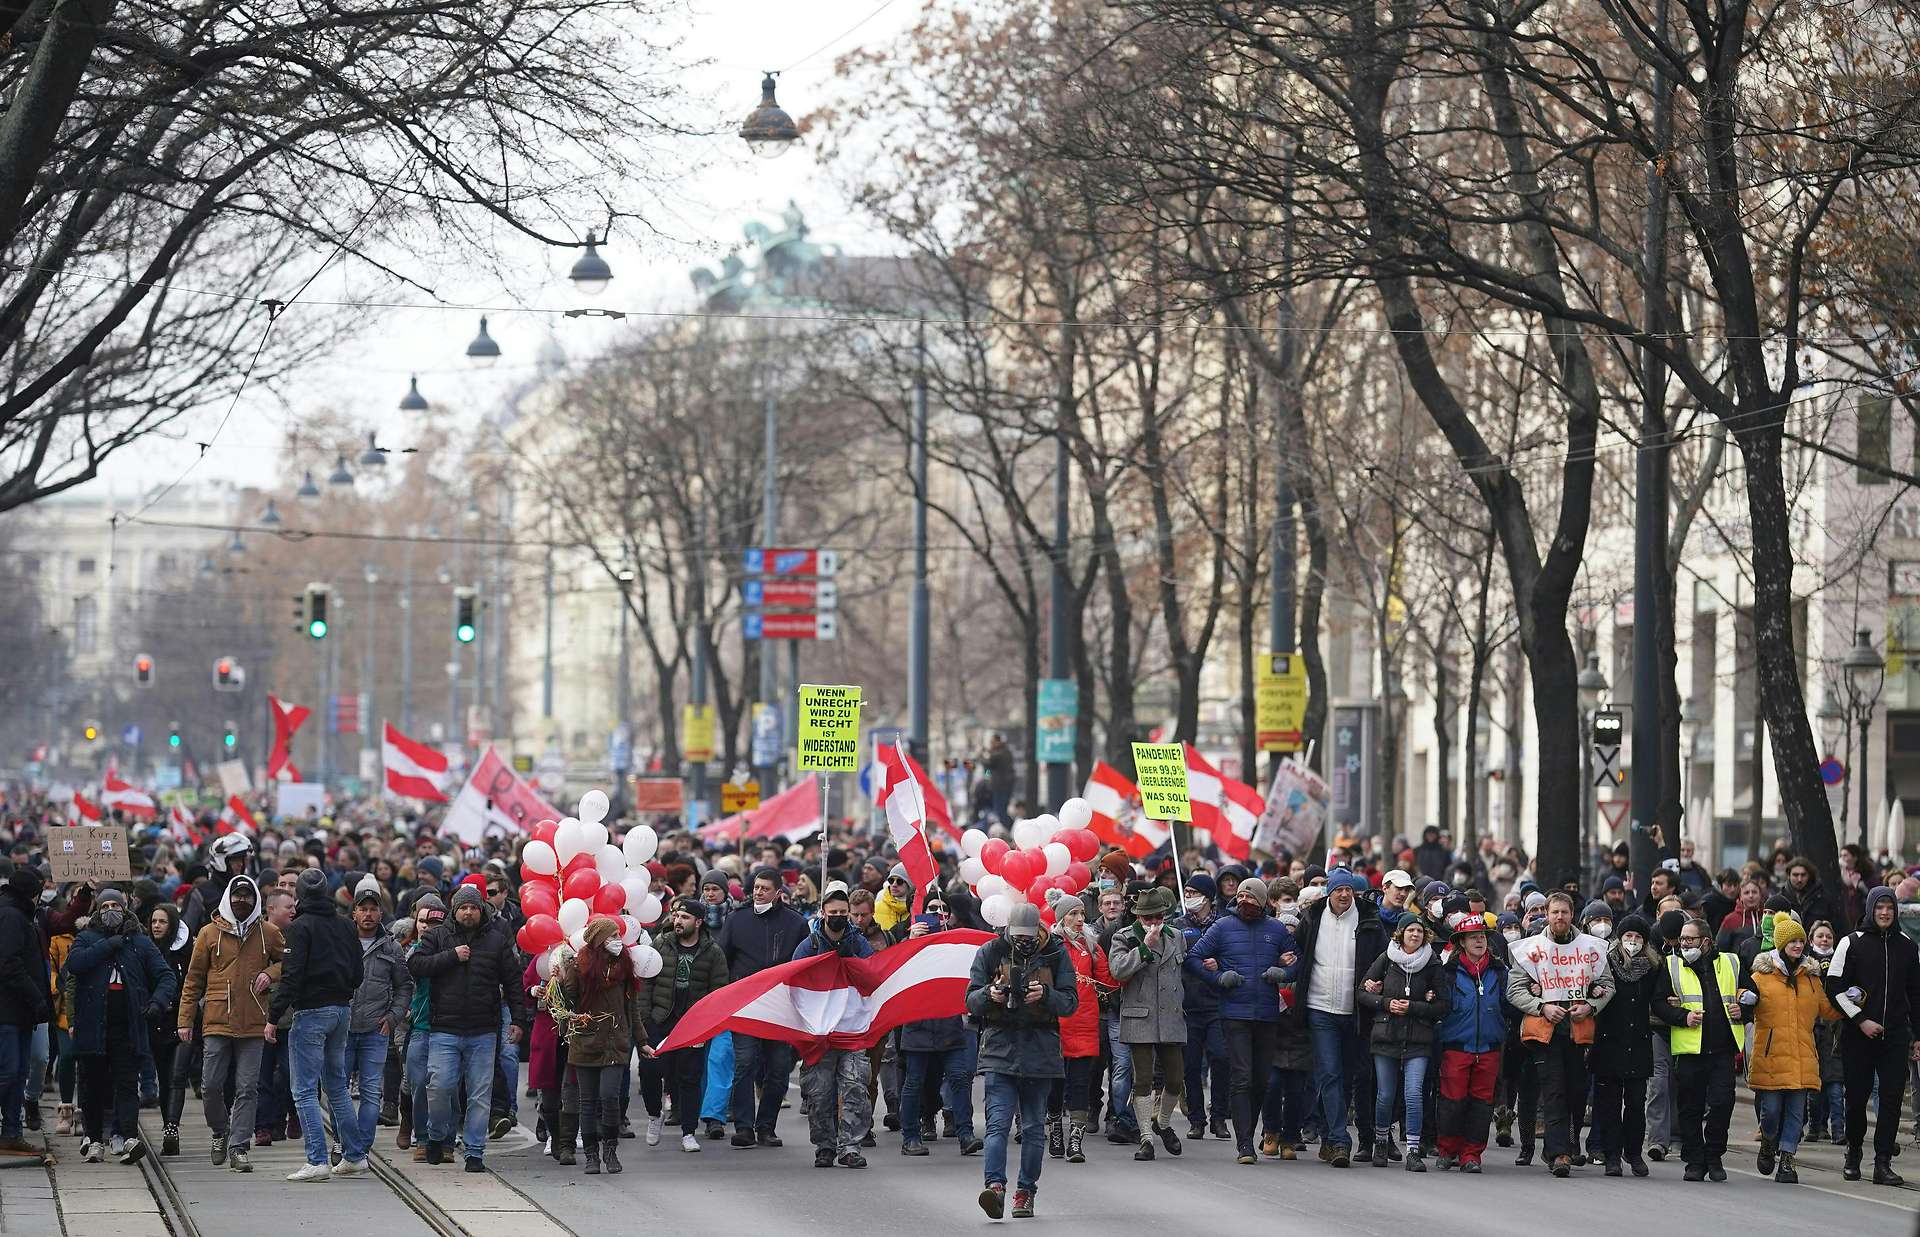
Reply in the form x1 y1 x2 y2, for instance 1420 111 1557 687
683 704 716 762
1130 742 1191 822
796 684 862 773
1256 653 1307 752
721 780 761 813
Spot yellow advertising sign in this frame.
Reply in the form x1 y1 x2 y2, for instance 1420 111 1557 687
796 683 862 773
1130 742 1192 822
683 704 716 762
1256 653 1307 752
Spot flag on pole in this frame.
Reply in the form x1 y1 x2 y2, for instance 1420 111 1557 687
382 722 449 801
655 929 993 1063
102 773 157 821
68 790 102 824
442 747 563 844
267 695 308 783
219 795 257 835
877 743 938 912
1082 761 1165 857
1184 745 1263 861
866 746 957 842
168 802 204 845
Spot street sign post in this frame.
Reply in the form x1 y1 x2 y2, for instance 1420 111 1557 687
744 611 838 640
1255 653 1308 752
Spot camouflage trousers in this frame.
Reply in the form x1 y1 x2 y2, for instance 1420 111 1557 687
802 1049 873 1156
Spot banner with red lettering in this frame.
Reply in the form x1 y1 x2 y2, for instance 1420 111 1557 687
442 746 562 844
1509 931 1609 1004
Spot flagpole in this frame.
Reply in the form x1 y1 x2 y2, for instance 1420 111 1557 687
819 773 831 894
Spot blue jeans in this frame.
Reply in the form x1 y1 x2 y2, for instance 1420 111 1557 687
900 1048 976 1142
1308 1009 1363 1149
0 1024 32 1138
427 1031 497 1158
983 1074 1051 1190
1261 1067 1311 1142
1105 1013 1134 1130
1374 1053 1430 1144
1755 1089 1806 1155
344 1030 390 1161
404 1029 431 1122
731 1034 794 1134
700 1032 733 1122
288 1007 354 1166
1811 1081 1844 1140
27 1023 49 1110
492 1005 518 1119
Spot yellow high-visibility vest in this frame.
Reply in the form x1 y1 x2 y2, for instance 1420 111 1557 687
1666 953 1739 1055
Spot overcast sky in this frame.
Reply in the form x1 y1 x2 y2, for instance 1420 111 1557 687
104 0 921 497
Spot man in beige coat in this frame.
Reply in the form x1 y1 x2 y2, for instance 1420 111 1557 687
177 875 283 1173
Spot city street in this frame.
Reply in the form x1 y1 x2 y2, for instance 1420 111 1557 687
6 1082 1913 1237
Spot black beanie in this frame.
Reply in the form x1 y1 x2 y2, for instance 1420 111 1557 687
1656 909 1688 942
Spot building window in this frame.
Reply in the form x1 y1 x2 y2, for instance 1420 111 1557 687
74 596 98 654
77 558 96 575
1858 395 1892 484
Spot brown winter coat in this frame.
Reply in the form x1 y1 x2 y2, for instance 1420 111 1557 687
178 916 285 1039
559 970 648 1068
1747 951 1840 1092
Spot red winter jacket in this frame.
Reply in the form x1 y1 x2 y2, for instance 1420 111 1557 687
1059 931 1113 1059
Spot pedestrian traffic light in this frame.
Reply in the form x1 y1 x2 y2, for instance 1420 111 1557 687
168 722 181 749
214 657 236 689
305 583 330 639
134 653 154 687
82 721 99 743
222 722 237 750
454 587 477 644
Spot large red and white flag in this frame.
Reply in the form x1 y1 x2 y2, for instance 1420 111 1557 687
382 722 449 801
68 790 102 824
655 929 993 1063
267 695 308 783
219 795 257 836
877 743 937 912
442 746 563 844
867 745 958 842
1083 761 1166 857
1184 745 1263 861
102 773 157 821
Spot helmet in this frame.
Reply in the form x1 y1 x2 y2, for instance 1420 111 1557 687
207 833 253 875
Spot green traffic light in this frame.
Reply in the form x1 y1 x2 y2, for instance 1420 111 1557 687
308 618 328 639
456 623 476 644
223 732 236 748
169 734 180 748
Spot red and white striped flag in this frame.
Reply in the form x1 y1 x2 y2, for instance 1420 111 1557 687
1184 745 1263 861
102 773 157 821
655 929 993 1063
382 722 449 802
877 743 938 912
868 745 958 842
168 803 204 845
68 790 102 824
219 795 257 835
267 694 307 783
1083 761 1166 857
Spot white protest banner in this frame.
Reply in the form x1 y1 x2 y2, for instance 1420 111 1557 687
274 782 327 822
1253 759 1330 858
1510 932 1609 1004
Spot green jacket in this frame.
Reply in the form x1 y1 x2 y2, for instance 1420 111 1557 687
647 925 729 1034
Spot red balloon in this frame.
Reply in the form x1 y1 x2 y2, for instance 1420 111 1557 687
530 818 559 848
591 884 627 916
1061 829 1099 863
562 867 602 902
1000 851 1034 891
519 862 545 887
563 851 597 877
1039 906 1057 927
1025 883 1051 909
980 838 1010 875
1062 861 1092 893
520 914 563 952
520 883 559 919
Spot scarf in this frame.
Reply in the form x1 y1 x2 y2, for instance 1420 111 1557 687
1609 941 1654 983
1387 941 1433 973
1458 950 1492 978
217 876 262 938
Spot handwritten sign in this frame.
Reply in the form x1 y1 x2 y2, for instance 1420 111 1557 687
1509 932 1608 1003
796 684 862 773
50 826 131 883
1130 743 1192 823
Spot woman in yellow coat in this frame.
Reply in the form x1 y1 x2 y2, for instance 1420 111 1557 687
1745 914 1839 1185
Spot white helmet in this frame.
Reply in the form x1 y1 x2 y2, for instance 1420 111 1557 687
207 833 253 875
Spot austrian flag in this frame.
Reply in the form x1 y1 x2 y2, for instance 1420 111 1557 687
382 723 449 801
877 742 937 911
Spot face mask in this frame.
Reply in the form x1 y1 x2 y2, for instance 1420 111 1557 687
753 900 774 914
824 915 849 934
1589 921 1612 939
1813 943 1832 957
95 909 127 934
1183 896 1205 913
1503 930 1522 943
604 939 625 956
1681 947 1701 964
1237 902 1264 922
1010 934 1039 958
1620 939 1642 957
1276 910 1300 929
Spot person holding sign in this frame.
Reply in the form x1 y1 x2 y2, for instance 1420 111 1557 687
1650 915 1748 1182
65 888 178 1166
1504 891 1614 1179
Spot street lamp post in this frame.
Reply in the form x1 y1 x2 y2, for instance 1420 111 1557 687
1678 694 1703 837
1577 652 1609 869
615 562 635 817
363 565 379 771
908 319 931 764
690 491 710 823
1843 629 1886 850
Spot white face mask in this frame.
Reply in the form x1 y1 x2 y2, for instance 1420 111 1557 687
604 939 625 956
753 899 775 914
1503 930 1522 943
1620 939 1642 957
1183 896 1205 913
1681 947 1702 964
1589 921 1612 940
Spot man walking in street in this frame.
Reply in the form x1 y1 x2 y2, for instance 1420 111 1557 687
178 874 280 1174
1506 891 1613 1179
408 883 524 1172
648 896 728 1152
1107 886 1188 1161
340 877 411 1176
792 884 875 1168
1826 885 1920 1185
273 868 363 1183
717 867 808 1149
1293 869 1384 1167
1653 915 1745 1182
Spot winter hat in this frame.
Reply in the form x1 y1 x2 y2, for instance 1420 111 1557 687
416 856 445 881
1099 851 1133 883
1771 914 1806 949
1495 911 1521 931
1182 873 1217 900
1522 890 1548 913
1297 885 1327 908
1133 887 1178 918
1303 865 1327 885
1580 900 1613 925
95 887 128 910
1217 863 1250 884
414 892 446 915
1657 909 1688 942
1422 879 1451 906
353 875 383 905
1234 876 1268 906
1617 913 1652 941
1600 875 1626 896
1392 917 1431 946
1327 869 1369 896
296 868 328 899
449 883 485 911
700 870 730 894
1764 893 1793 914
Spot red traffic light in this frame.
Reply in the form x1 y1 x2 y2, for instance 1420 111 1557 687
216 658 232 675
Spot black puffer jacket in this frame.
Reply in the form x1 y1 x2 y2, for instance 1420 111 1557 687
408 906 525 1034
1826 899 1920 1041
1357 949 1448 1059
0 877 49 1028
1590 942 1658 1080
271 888 364 1019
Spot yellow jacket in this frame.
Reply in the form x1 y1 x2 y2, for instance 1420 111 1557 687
875 890 911 933
48 935 72 1032
1747 951 1839 1092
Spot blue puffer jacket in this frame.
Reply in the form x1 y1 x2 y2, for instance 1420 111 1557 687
1177 912 1222 1017
1436 952 1507 1054
1189 912 1298 1022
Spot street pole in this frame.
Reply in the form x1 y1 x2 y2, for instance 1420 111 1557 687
317 634 329 786
690 496 710 824
1270 148 1299 786
909 319 932 766
363 567 377 773
1858 712 1872 851
759 386 780 789
400 535 414 734
616 571 632 817
1580 709 1594 869
543 509 555 722
1630 0 1673 898
1046 414 1072 809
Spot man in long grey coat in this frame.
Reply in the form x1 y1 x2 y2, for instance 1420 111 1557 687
1108 886 1188 1161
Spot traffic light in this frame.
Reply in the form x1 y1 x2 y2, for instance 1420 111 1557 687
82 721 99 743
134 653 154 687
306 583 330 639
168 722 181 749
214 657 236 690
454 587 477 644
222 721 237 750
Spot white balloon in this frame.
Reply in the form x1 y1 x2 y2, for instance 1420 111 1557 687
635 892 663 925
1043 841 1071 877
977 873 1008 901
961 828 988 857
580 821 609 855
568 928 587 952
557 897 590 936
618 914 643 946
633 945 663 979
620 873 650 911
1010 819 1042 850
623 824 659 866
594 844 627 885
577 789 611 826
1029 813 1058 839
958 856 988 886
535 949 554 981
554 818 586 865
523 840 558 875
1057 798 1094 831
980 894 1014 928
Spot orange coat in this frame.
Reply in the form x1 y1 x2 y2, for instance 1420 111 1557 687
1747 954 1839 1092
1058 931 1112 1059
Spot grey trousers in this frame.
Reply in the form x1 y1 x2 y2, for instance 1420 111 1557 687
202 1036 265 1147
1646 1034 1673 1149
802 1049 872 1156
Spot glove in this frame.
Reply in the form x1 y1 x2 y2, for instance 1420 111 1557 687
144 1001 167 1020
1737 989 1759 1007
1262 966 1288 985
1216 971 1244 990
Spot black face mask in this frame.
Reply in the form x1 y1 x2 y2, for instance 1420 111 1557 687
1237 902 1264 922
1010 933 1040 958
824 915 850 934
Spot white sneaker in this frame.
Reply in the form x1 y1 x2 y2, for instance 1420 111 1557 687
333 1158 368 1177
108 1135 125 1156
645 1116 664 1147
79 1139 103 1163
286 1162 332 1183
681 1133 700 1153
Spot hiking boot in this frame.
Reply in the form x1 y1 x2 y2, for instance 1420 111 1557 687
1155 1121 1181 1156
1209 1117 1229 1140
1774 1152 1797 1184
228 1149 251 1173
1460 1157 1482 1173
1318 1142 1334 1162
583 1140 601 1174
1187 1122 1206 1141
1707 1159 1727 1182
1756 1136 1776 1177
1843 1147 1862 1180
1261 1132 1281 1157
162 1125 179 1157
962 1135 984 1155
837 1151 867 1169
1279 1144 1297 1161
1047 1115 1064 1159
210 1135 227 1166
1010 1187 1035 1218
1134 1139 1155 1161
379 1102 399 1127
814 1147 835 1168
758 1131 783 1148
1066 1123 1086 1163
978 1184 1005 1219
1550 1154 1571 1178
1603 1155 1622 1177
602 1139 622 1173
1330 1146 1351 1168
1404 1151 1426 1172
731 1129 757 1148
1370 1141 1389 1168
704 1120 726 1141
1873 1159 1906 1187
556 1115 577 1165
902 1140 929 1156
425 1140 446 1166
1626 1154 1649 1177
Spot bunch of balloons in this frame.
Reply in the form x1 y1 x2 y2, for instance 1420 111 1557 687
957 797 1103 928
513 788 666 977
